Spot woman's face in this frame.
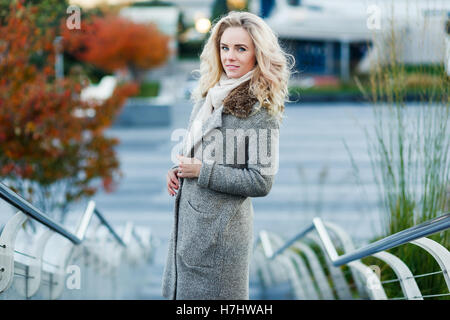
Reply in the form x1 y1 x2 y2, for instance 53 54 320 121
220 27 256 79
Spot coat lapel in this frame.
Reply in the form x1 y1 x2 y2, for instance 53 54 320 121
183 80 258 157
202 104 223 136
186 98 205 131
184 104 223 157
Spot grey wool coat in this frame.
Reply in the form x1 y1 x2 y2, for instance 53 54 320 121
161 80 280 300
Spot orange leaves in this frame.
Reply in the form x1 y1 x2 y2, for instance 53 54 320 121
62 14 170 79
43 65 53 77
1 163 15 176
25 121 35 134
0 3 137 215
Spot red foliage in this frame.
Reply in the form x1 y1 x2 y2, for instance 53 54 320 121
62 14 171 82
0 3 138 218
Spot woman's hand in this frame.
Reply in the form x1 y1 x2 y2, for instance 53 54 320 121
177 155 202 178
167 168 180 196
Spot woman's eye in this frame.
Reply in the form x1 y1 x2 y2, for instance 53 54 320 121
239 47 246 52
221 46 228 51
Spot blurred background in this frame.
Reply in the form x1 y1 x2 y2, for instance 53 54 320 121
0 0 449 300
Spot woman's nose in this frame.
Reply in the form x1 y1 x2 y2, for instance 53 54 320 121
226 49 237 60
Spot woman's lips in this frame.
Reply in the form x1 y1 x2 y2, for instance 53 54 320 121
226 65 239 70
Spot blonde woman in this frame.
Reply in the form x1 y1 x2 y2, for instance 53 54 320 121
162 11 293 300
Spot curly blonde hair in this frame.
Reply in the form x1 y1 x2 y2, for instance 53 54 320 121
191 11 295 121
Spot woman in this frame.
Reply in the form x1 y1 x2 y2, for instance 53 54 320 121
162 11 293 300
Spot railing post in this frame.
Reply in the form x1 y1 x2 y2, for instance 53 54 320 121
123 222 139 264
50 241 75 300
14 229 54 298
0 182 150 299
324 221 370 299
259 230 273 258
411 237 450 291
0 211 28 293
292 241 335 299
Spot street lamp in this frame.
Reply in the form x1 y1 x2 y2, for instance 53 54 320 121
195 18 211 34
227 0 247 10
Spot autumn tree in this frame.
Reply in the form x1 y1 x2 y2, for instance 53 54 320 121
0 0 69 27
62 14 171 84
0 2 138 221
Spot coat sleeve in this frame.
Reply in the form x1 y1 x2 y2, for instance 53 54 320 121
197 112 280 198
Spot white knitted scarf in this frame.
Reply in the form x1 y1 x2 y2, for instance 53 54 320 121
183 69 255 157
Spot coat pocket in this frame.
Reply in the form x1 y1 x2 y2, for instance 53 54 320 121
178 199 221 268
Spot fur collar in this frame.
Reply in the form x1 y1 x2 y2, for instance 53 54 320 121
223 80 259 118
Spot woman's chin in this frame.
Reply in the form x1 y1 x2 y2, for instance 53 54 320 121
225 70 242 79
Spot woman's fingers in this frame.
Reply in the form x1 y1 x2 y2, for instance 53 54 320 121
169 176 178 189
177 155 201 165
167 169 179 196
176 155 202 178
178 170 193 178
168 169 179 188
168 183 177 196
169 181 178 191
178 163 201 178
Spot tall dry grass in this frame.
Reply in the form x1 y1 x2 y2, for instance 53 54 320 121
351 1 449 299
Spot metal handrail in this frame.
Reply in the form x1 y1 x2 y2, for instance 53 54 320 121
0 181 81 244
0 181 126 247
260 212 450 267
94 207 126 246
76 200 126 247
131 227 145 249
